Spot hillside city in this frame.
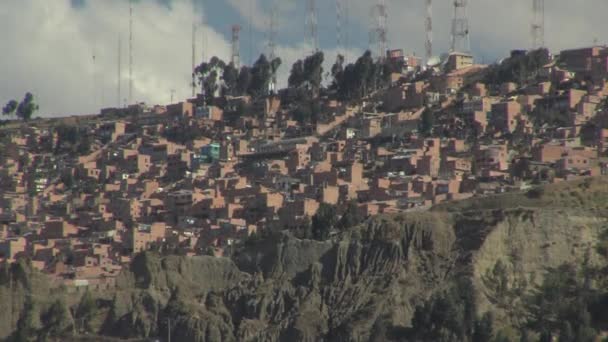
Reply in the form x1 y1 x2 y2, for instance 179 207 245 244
1 44 608 291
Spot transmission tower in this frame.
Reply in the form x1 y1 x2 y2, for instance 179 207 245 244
129 0 134 104
370 0 388 60
425 0 433 61
450 0 470 53
231 25 241 69
191 21 197 98
306 0 319 54
531 0 545 49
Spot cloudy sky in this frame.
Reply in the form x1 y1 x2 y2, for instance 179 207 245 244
1 0 607 117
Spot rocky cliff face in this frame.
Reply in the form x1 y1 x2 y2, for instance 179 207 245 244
2 177 607 341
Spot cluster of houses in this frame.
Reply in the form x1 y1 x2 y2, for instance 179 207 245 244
1 45 608 289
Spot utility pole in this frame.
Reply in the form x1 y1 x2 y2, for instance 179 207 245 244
450 0 470 53
425 0 433 61
170 89 175 104
531 0 545 49
231 24 241 69
370 0 388 60
306 0 319 54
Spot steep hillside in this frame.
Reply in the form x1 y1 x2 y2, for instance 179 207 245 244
2 177 608 341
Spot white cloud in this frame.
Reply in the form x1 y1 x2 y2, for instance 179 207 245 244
0 0 231 117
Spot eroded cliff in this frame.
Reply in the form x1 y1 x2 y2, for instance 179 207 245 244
2 177 607 341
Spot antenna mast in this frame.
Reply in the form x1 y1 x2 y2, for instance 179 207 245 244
129 0 134 104
231 25 241 69
117 35 122 107
192 21 197 97
267 1 278 93
201 0 207 62
425 0 433 61
370 0 388 59
92 51 97 110
344 0 350 61
306 0 319 54
450 0 470 53
531 0 545 49
268 2 277 60
336 0 343 55
249 0 254 64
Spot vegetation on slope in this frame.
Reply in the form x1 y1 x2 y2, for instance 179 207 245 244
2 177 608 341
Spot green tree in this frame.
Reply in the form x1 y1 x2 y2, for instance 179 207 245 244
248 54 281 98
330 54 345 92
195 56 226 104
3 93 39 121
472 312 494 342
41 298 73 339
293 101 313 124
15 296 40 342
16 92 39 121
222 62 239 96
304 51 324 97
76 291 98 333
525 264 597 341
2 100 18 117
419 108 435 136
337 200 363 230
288 60 305 89
289 52 324 98
311 203 337 241
237 66 252 96
411 279 477 342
